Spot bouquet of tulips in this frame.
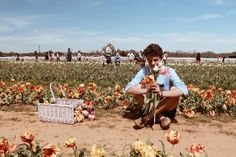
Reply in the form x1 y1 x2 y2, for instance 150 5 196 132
140 61 168 123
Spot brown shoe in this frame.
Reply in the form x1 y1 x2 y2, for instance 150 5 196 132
160 117 171 130
133 112 154 130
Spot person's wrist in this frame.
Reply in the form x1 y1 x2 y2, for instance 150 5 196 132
157 90 163 98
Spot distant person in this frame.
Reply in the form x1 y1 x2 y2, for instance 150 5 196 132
127 52 135 63
15 53 20 61
133 52 145 72
77 51 82 62
45 52 49 61
218 56 222 63
105 44 112 64
34 51 38 62
56 52 60 62
196 53 201 63
66 48 72 62
222 56 226 63
115 51 121 65
134 52 143 63
105 54 112 64
163 52 168 64
49 51 54 62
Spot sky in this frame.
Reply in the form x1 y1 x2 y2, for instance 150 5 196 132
1 0 236 53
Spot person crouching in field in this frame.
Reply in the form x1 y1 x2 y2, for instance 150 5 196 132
115 51 121 65
125 43 188 130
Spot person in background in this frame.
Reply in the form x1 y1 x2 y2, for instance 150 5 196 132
105 43 112 64
163 52 168 64
66 48 72 62
45 51 49 61
49 51 54 62
77 51 82 62
56 52 60 62
222 56 226 63
196 53 201 63
16 53 20 61
34 51 38 62
125 43 188 130
218 56 222 62
115 51 121 65
127 52 135 63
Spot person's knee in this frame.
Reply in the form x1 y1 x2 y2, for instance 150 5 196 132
162 97 179 111
134 94 144 106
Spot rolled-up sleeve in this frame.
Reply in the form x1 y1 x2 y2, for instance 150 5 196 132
169 68 188 95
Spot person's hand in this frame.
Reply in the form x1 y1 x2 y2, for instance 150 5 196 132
149 83 160 93
149 83 163 98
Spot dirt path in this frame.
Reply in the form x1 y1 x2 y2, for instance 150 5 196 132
1 110 236 157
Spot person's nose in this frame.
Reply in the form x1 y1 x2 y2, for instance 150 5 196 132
151 60 157 65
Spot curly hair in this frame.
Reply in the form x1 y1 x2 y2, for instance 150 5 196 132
142 43 163 58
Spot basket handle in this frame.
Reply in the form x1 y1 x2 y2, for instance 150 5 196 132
50 82 66 102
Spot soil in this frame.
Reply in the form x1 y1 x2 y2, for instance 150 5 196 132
1 106 236 157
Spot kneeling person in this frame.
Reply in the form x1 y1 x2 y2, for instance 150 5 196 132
125 43 188 130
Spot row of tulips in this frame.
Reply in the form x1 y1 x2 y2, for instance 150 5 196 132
179 84 236 117
0 61 236 90
0 131 206 157
0 80 124 109
0 80 236 118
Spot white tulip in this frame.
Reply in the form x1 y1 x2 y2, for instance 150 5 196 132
152 64 159 72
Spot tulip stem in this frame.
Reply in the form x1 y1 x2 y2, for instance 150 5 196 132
73 146 79 157
170 144 174 155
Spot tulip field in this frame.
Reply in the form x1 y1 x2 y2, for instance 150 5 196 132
0 60 235 117
0 60 236 156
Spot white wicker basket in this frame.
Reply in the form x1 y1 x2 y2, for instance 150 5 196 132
38 83 83 124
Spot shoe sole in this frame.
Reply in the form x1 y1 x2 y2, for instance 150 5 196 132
160 117 171 130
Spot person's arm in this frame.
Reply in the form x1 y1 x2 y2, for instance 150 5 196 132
149 83 183 98
126 84 149 95
161 87 183 97
125 67 148 94
168 68 188 96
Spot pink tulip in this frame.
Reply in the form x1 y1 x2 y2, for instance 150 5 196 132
88 114 96 121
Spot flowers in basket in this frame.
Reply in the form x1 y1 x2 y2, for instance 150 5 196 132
74 101 96 122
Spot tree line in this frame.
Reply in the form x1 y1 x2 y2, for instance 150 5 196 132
1 50 236 58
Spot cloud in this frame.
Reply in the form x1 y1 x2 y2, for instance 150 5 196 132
178 13 222 22
27 0 47 2
0 26 236 53
157 32 236 52
2 17 30 27
227 10 236 16
88 0 102 7
198 13 221 20
0 14 56 33
215 0 224 5
203 0 225 5
0 25 13 32
0 28 112 52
